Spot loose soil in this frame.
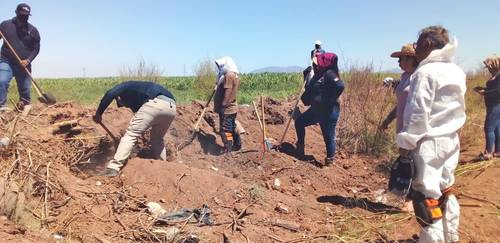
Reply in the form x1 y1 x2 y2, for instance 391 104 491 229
0 98 498 242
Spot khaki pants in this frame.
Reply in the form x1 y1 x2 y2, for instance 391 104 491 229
108 96 176 171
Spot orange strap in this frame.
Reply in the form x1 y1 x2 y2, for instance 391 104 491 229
425 199 443 220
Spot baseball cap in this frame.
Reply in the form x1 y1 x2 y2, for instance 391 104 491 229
315 40 322 45
16 3 31 16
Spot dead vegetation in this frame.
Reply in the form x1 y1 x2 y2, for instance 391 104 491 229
0 70 498 242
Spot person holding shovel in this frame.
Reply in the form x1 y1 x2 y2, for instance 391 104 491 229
93 81 176 177
213 56 242 154
0 3 40 113
295 52 344 166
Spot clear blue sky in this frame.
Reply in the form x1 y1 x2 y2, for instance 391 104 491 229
1 0 499 78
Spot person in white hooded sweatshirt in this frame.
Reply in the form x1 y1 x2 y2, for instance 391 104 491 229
397 26 466 243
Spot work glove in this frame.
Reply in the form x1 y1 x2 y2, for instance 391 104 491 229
383 77 394 87
92 114 102 123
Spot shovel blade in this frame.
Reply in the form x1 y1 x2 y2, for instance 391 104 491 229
264 139 273 151
38 93 57 105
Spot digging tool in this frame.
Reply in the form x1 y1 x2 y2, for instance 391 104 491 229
278 79 307 147
98 121 119 148
261 96 273 151
252 100 265 153
252 101 263 129
0 31 56 105
177 84 218 150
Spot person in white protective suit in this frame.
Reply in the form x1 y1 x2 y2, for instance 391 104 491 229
397 26 466 243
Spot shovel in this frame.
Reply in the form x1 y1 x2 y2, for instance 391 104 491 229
261 96 273 151
98 121 119 149
176 84 218 150
252 101 265 152
277 78 308 148
0 31 56 105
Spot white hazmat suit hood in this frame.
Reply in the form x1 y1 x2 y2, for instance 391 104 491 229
397 38 466 150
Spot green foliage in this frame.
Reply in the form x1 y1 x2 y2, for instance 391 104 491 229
6 68 487 157
193 59 217 99
6 72 303 106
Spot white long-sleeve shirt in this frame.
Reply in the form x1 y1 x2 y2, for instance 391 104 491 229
396 38 466 150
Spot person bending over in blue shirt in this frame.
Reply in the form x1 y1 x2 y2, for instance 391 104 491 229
93 81 177 177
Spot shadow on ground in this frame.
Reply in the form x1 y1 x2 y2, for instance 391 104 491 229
278 142 322 167
316 195 402 214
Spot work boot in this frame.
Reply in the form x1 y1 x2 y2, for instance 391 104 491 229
221 140 234 154
16 101 29 111
295 143 305 158
324 157 334 167
97 168 120 177
232 133 242 151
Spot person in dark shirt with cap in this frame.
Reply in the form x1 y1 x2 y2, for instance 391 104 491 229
93 81 177 177
0 3 41 112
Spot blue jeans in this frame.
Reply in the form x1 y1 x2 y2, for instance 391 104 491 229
0 58 32 106
295 106 339 158
219 112 241 150
485 104 500 153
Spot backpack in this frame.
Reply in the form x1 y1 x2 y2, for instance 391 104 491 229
301 72 323 106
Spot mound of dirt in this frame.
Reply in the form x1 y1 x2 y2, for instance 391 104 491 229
0 99 498 242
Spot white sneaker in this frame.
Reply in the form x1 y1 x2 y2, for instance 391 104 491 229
0 106 11 113
21 104 32 117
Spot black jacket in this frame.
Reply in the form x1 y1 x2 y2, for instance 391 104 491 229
0 17 40 65
485 75 500 108
96 81 175 116
302 69 345 110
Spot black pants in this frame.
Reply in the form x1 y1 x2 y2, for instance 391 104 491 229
219 112 241 151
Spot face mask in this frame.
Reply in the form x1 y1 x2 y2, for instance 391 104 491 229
17 15 29 24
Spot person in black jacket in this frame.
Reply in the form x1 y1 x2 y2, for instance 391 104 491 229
0 3 41 111
474 55 500 160
93 81 177 176
296 52 345 166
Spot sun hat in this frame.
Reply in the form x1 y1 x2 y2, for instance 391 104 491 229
390 44 416 58
483 55 500 74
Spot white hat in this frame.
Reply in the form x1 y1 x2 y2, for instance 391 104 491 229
315 40 322 45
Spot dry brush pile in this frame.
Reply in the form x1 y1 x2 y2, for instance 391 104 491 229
0 103 181 242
